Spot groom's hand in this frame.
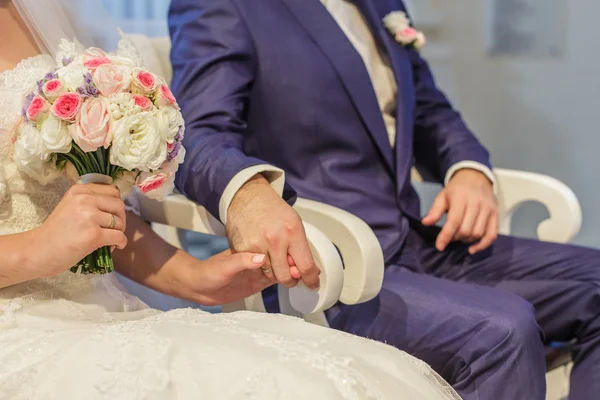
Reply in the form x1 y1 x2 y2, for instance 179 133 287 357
422 169 498 254
227 174 321 290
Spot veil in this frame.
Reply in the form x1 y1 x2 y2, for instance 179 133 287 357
11 0 120 57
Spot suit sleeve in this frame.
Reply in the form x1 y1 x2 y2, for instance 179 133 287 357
169 0 286 221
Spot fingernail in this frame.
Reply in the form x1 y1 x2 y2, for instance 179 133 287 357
252 254 266 264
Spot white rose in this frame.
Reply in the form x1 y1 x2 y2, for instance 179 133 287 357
14 155 61 185
57 63 88 91
64 162 79 184
14 122 49 162
109 112 167 171
109 93 140 121
109 55 136 67
113 169 138 197
40 114 72 154
155 106 184 143
161 145 186 176
14 124 60 184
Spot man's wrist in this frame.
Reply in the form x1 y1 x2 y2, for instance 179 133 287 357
445 162 495 187
451 168 493 186
228 174 275 220
220 166 285 224
231 173 273 202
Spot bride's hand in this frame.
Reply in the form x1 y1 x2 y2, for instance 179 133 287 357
185 250 274 306
32 184 127 276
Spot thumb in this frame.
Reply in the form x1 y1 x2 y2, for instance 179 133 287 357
422 191 448 226
222 253 267 275
287 255 301 280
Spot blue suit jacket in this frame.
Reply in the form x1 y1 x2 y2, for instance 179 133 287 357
169 0 491 262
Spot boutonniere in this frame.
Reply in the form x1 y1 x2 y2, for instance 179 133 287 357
383 11 426 51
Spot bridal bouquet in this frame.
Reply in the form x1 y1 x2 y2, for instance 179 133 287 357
12 46 185 274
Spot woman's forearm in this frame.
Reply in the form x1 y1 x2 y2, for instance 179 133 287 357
0 229 44 288
112 211 202 303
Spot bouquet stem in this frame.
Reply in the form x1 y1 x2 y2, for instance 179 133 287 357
75 245 114 274
61 145 120 275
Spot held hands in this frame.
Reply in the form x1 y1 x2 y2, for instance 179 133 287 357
226 174 321 290
183 250 274 306
33 184 127 276
422 169 498 254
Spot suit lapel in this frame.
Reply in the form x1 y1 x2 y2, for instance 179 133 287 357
353 0 416 176
281 0 394 173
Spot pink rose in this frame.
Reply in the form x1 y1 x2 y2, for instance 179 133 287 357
26 96 50 122
154 85 178 108
133 95 152 111
83 47 108 60
52 93 82 121
395 27 426 50
396 27 418 43
42 79 65 101
70 97 112 152
84 57 112 71
137 172 175 200
92 64 132 97
133 69 158 95
137 173 167 194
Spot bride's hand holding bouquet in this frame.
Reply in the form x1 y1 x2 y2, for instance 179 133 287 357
28 184 127 279
12 44 185 274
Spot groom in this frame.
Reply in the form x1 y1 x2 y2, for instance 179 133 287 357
169 0 600 398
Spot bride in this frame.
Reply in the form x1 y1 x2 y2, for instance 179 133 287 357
0 0 461 399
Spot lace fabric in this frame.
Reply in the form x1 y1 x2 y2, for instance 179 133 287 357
0 45 462 400
0 54 71 235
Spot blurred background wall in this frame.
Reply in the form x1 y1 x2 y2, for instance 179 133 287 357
412 0 600 247
101 0 169 36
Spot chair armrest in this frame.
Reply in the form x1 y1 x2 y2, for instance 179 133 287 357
294 198 385 305
412 167 582 244
495 168 582 243
136 193 344 314
137 193 226 236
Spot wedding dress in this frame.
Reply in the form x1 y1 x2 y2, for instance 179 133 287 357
0 2 462 399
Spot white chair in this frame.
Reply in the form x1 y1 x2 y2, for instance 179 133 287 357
129 34 579 400
137 168 582 318
412 169 579 400
137 193 384 323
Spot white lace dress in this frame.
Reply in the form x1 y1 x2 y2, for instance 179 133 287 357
0 55 461 400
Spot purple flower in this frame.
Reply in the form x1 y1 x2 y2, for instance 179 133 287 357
76 73 99 98
36 79 45 95
166 141 182 162
62 57 73 66
44 71 58 81
21 92 35 120
175 126 184 142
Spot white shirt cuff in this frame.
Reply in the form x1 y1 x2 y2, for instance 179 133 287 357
219 165 285 224
444 161 496 190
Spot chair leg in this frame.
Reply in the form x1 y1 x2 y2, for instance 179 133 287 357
545 363 571 400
